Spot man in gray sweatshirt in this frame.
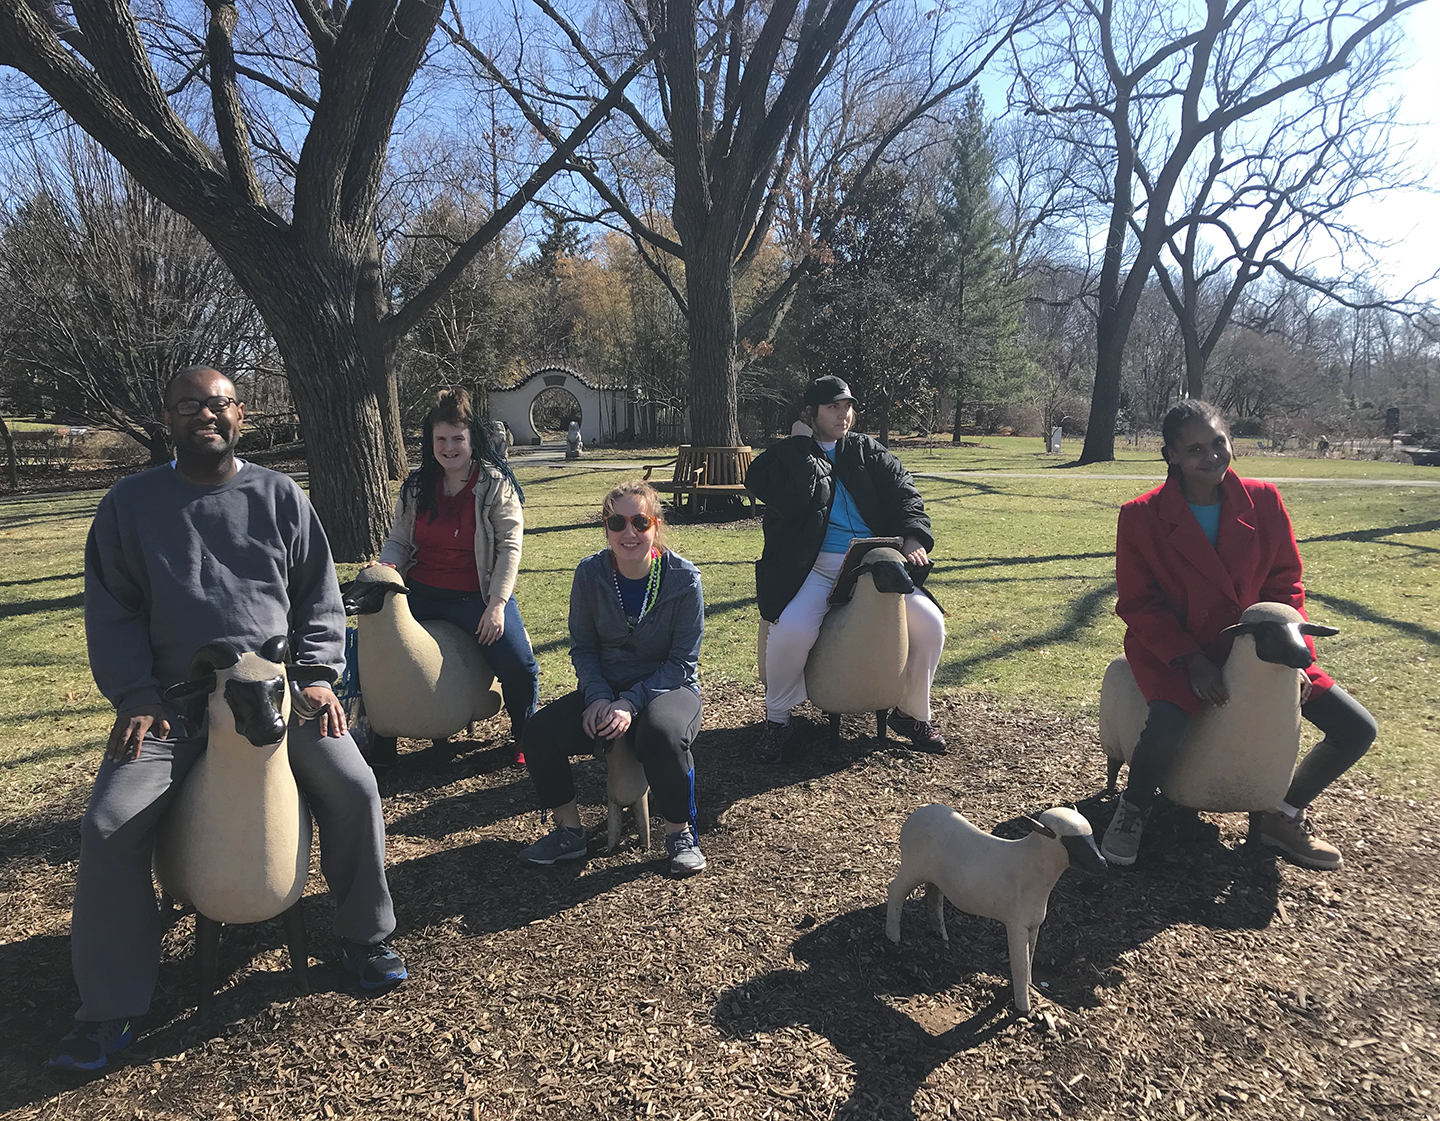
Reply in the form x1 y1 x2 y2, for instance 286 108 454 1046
50 367 406 1072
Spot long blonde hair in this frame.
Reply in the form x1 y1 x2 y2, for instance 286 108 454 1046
602 481 668 553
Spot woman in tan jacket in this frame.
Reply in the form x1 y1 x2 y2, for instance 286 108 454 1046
373 389 538 758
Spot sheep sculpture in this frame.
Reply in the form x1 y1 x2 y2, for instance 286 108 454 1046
885 804 1106 1014
156 638 323 1004
604 732 652 853
1100 602 1339 824
342 564 503 762
757 545 916 745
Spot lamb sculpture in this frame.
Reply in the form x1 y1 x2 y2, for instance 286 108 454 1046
604 732 652 853
1100 602 1338 820
342 564 503 763
885 804 1106 1014
156 638 323 1003
757 544 916 745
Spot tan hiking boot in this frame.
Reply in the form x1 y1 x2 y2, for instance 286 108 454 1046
1259 809 1342 871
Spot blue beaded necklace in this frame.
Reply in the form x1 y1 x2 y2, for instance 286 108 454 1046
612 549 663 631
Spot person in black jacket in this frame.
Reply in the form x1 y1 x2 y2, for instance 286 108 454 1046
745 376 947 762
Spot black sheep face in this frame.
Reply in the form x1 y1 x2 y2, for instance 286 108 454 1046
224 676 288 747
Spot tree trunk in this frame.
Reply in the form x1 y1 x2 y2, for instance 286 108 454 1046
0 415 15 490
145 428 170 466
951 394 964 443
357 238 407 479
1081 311 1123 464
876 395 891 449
1183 328 1206 400
251 275 394 562
686 245 741 446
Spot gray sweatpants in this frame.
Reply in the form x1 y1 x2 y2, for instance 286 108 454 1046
71 718 395 1021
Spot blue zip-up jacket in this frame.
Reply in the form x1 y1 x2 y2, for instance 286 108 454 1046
569 548 704 711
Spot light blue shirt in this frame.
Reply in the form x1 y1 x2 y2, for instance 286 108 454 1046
1189 501 1221 547
820 442 874 553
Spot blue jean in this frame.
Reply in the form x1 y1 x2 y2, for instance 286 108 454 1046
407 580 540 739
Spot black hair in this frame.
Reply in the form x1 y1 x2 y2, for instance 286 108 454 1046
403 388 525 520
1161 399 1228 449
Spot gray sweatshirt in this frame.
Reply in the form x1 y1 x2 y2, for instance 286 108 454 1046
569 549 703 711
84 463 346 712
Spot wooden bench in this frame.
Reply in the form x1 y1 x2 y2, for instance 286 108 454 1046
642 445 759 514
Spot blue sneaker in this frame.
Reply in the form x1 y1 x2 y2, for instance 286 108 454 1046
341 939 408 990
665 824 707 876
48 1017 134 1071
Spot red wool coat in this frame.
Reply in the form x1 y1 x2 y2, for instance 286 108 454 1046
1115 470 1334 714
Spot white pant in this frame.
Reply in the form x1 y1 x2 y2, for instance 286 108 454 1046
764 551 946 723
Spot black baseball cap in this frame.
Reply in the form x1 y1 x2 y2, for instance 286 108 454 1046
802 376 856 407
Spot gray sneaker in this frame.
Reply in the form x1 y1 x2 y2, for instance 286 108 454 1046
524 825 587 865
665 824 707 876
1101 797 1147 866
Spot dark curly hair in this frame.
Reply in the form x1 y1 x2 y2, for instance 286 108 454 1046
402 388 524 520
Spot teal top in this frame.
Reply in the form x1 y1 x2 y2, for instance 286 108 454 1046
1189 501 1221 547
820 442 874 553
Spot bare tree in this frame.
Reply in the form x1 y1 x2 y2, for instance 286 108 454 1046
1018 0 1423 463
0 137 272 463
0 0 647 556
456 0 1034 444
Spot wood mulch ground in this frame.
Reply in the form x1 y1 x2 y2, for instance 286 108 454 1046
2 687 1436 1120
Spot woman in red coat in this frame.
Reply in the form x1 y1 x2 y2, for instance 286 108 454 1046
1101 400 1376 870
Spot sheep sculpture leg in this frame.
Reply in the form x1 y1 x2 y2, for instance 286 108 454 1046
281 900 310 995
876 710 888 741
1105 757 1123 793
196 915 222 1013
924 884 947 941
1007 923 1037 1015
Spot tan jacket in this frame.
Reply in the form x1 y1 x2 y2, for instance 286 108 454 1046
378 465 524 605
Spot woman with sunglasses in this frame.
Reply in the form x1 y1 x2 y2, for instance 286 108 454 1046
370 388 538 761
521 481 707 875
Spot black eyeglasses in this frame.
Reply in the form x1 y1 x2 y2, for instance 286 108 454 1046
172 395 238 416
605 514 655 532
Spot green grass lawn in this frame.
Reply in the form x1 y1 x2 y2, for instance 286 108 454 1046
3 453 1437 824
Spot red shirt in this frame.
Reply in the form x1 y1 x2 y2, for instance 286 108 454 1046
407 470 482 592
1115 470 1334 713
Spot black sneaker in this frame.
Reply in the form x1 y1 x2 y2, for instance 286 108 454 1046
341 939 408 990
48 1017 134 1071
888 710 947 753
752 719 793 764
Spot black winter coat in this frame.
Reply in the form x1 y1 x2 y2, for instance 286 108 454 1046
745 433 934 622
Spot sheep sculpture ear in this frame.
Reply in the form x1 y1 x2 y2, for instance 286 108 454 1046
1298 623 1339 637
188 641 240 677
1218 622 1256 640
260 636 291 665
1021 816 1058 839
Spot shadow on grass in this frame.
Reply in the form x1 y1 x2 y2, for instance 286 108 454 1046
1300 518 1440 555
0 569 83 589
933 580 1116 689
0 592 84 621
1306 589 1440 647
712 792 1279 1119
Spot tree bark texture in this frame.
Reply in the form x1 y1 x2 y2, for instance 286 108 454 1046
685 245 742 446
357 242 407 480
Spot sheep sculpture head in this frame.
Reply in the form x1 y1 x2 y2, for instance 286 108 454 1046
341 562 409 617
1217 601 1338 669
1022 807 1107 876
162 636 335 743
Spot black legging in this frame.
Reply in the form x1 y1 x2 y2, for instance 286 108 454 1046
523 688 702 829
1125 684 1377 810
